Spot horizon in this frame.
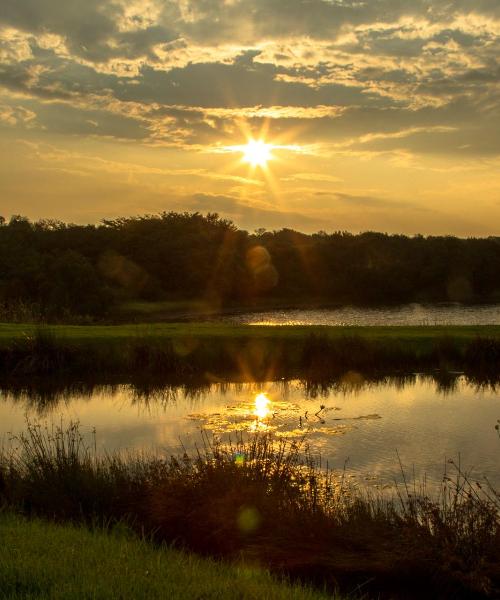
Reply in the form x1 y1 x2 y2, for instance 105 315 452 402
1 1 499 236
3 211 500 240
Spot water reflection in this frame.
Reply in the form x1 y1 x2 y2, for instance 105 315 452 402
0 375 498 491
3 372 498 415
226 303 500 326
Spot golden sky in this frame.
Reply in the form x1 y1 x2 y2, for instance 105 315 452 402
1 0 499 234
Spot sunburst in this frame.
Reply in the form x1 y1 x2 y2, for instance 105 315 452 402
241 140 273 167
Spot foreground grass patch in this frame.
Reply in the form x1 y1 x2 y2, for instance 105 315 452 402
0 512 330 600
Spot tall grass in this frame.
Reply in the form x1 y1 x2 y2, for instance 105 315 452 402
1 421 498 599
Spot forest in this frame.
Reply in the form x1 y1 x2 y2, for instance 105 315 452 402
1 212 500 320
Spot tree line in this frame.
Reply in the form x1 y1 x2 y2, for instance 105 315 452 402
1 212 499 320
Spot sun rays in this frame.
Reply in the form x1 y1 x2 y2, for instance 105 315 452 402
219 115 304 176
205 117 308 219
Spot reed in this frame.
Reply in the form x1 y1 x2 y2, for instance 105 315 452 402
1 421 498 599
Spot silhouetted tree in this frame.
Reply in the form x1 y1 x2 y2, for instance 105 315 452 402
0 212 499 320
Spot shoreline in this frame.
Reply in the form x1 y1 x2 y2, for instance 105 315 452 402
0 323 499 381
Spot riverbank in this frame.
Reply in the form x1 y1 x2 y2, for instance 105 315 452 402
0 323 499 381
0 511 330 600
1 424 498 599
2 322 500 341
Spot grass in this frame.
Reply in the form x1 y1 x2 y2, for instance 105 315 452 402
0 512 331 600
0 322 499 382
2 322 500 343
1 422 498 599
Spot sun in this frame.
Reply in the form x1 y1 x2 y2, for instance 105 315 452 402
242 140 273 167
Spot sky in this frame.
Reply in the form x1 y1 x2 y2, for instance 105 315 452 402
0 0 499 235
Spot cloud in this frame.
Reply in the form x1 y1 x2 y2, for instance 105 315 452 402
331 192 432 213
0 0 500 236
0 4 497 155
187 192 328 231
0 102 36 127
290 173 343 183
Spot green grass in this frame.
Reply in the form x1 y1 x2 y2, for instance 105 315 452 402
0 512 332 600
1 321 500 343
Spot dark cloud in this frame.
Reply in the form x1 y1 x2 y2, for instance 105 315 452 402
111 56 388 109
0 44 388 109
159 0 455 45
33 102 150 140
0 0 176 62
2 0 498 61
0 0 120 60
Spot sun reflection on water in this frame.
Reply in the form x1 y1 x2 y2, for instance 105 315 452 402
254 392 271 420
250 392 272 431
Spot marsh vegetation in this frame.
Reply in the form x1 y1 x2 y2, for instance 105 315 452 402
0 422 498 599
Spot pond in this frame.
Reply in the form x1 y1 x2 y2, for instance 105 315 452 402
223 303 500 326
1 375 498 491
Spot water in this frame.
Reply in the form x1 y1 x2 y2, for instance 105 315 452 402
1 376 499 490
224 303 500 326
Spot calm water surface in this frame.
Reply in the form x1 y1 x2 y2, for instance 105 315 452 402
1 377 498 490
225 303 500 326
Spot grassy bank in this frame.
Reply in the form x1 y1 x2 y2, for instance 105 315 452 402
0 323 499 382
1 423 498 600
2 321 500 342
0 512 330 600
